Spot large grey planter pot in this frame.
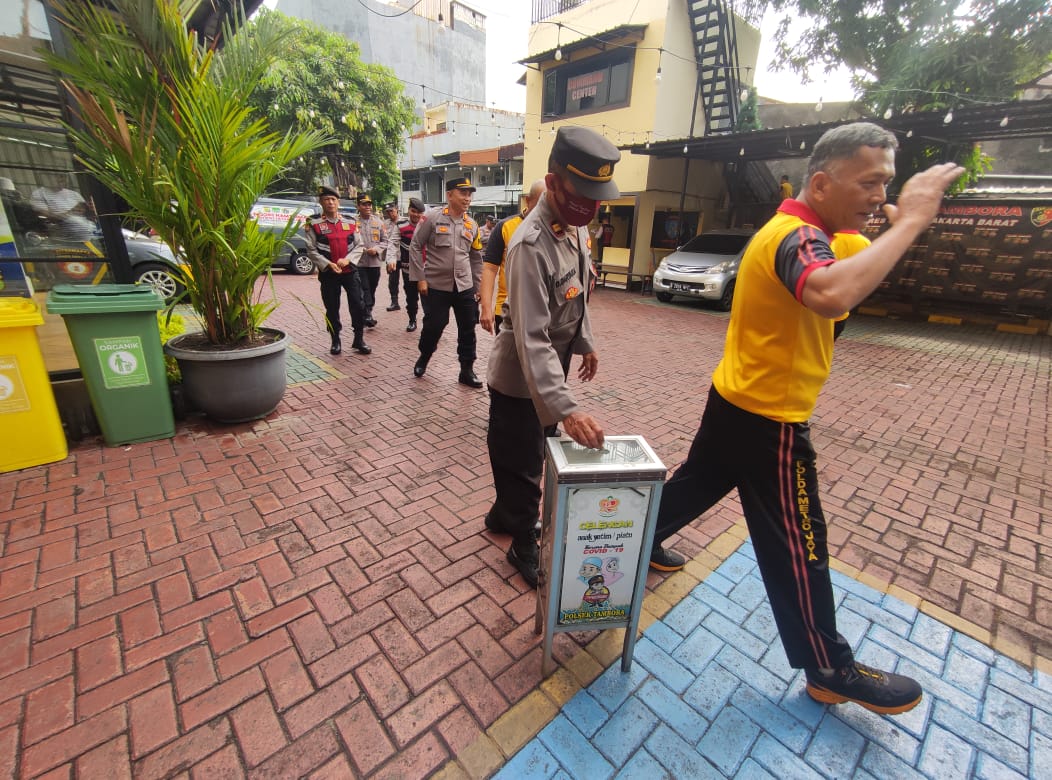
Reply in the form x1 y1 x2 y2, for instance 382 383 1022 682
163 328 289 423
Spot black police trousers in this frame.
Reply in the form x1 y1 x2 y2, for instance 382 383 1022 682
319 269 365 336
357 265 381 317
652 385 854 671
417 286 477 365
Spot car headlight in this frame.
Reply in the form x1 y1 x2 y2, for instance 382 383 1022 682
708 261 732 273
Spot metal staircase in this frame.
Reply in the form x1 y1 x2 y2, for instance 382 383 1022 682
688 0 742 135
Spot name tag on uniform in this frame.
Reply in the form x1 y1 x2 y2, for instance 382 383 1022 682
371 230 380 241
436 225 450 234
320 225 331 234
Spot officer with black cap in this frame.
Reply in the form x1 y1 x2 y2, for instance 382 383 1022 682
484 126 618 587
304 185 370 355
408 177 485 387
355 192 391 327
382 201 408 312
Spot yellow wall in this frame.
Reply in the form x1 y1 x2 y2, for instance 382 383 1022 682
523 0 760 275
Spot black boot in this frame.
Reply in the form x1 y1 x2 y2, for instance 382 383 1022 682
406 319 417 333
386 302 400 311
413 353 430 377
351 332 371 355
458 364 483 389
330 333 341 355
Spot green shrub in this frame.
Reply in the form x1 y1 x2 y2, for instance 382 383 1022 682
157 311 185 384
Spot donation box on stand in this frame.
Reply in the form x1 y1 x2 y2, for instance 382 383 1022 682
535 435 666 675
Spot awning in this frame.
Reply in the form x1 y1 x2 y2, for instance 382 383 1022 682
623 100 1052 163
519 24 648 66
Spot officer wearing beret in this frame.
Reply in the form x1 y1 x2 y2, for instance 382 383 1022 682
408 178 485 387
305 185 370 355
484 126 617 587
355 193 391 327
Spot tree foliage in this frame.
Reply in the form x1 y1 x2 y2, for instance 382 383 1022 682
243 9 417 203
768 0 1052 113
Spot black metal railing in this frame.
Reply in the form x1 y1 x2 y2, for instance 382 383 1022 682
532 0 587 25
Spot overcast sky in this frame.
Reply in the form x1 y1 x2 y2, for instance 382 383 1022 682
264 1 856 113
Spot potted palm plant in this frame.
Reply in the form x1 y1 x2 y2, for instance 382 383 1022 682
45 0 327 422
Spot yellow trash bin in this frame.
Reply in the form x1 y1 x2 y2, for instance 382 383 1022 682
0 297 68 472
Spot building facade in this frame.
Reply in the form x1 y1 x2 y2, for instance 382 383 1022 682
520 0 761 276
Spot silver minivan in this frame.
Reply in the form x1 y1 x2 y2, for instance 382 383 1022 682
652 229 755 310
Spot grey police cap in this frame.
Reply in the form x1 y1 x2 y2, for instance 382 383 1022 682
550 126 620 201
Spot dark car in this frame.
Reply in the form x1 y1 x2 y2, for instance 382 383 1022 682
652 229 755 310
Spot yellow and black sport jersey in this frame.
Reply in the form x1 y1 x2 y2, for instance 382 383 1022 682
712 200 840 423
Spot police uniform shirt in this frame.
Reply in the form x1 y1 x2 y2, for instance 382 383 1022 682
356 212 390 268
384 216 410 265
304 214 362 274
486 192 595 426
408 206 483 292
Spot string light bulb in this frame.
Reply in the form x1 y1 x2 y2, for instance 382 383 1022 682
739 147 745 156
655 65 662 82
815 97 824 113
883 108 893 119
740 88 749 102
1000 116 1009 127
943 109 953 124
554 23 563 61
683 144 688 154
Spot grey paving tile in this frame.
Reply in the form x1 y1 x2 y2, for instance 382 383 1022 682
733 684 813 754
715 644 795 702
612 748 670 780
592 696 658 766
979 684 1031 746
990 667 1052 718
909 612 954 658
537 714 614 780
683 661 738 721
950 631 997 665
643 619 684 653
860 743 928 780
728 573 767 612
645 723 723 780
702 611 769 661
871 625 949 675
832 703 922 766
942 645 991 698
587 661 649 713
750 734 821 780
917 724 976 779
973 752 1028 780
672 624 723 672
697 705 760 776
841 593 914 639
930 700 1028 774
662 593 712 637
636 678 708 744
1031 731 1052 780
561 690 610 739
633 636 695 694
690 582 750 623
804 714 866 778
899 658 981 718
734 757 778 779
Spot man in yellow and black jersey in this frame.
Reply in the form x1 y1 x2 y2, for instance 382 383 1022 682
408 178 485 387
649 122 963 716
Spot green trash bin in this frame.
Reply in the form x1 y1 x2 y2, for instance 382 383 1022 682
46 283 175 446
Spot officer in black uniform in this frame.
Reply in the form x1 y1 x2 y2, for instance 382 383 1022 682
304 185 370 355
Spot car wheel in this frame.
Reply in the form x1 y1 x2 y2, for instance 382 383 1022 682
656 291 674 303
134 262 184 302
718 280 735 311
289 251 314 275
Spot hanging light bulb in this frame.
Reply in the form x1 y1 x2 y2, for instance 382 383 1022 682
906 129 914 138
451 123 456 136
883 107 893 119
308 109 315 118
683 144 688 154
815 97 824 113
550 125 556 136
371 119 378 128
645 140 651 149
554 23 563 61
1000 116 1009 127
799 140 806 150
943 109 953 124
740 88 749 102
739 147 745 156
655 65 662 82
336 81 344 89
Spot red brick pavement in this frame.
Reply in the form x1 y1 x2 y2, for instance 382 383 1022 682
1 275 1049 777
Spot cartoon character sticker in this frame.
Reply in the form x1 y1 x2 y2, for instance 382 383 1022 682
601 556 623 585
578 556 603 584
580 575 610 610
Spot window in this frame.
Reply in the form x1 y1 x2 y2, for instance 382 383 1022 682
542 49 634 120
402 172 420 191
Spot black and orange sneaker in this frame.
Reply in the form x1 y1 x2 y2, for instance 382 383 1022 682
806 663 922 715
649 546 686 572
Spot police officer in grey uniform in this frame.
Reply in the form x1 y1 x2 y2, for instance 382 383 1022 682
408 178 485 388
484 127 616 587
354 192 391 327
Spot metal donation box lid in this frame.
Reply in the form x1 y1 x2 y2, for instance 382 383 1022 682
546 435 666 483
